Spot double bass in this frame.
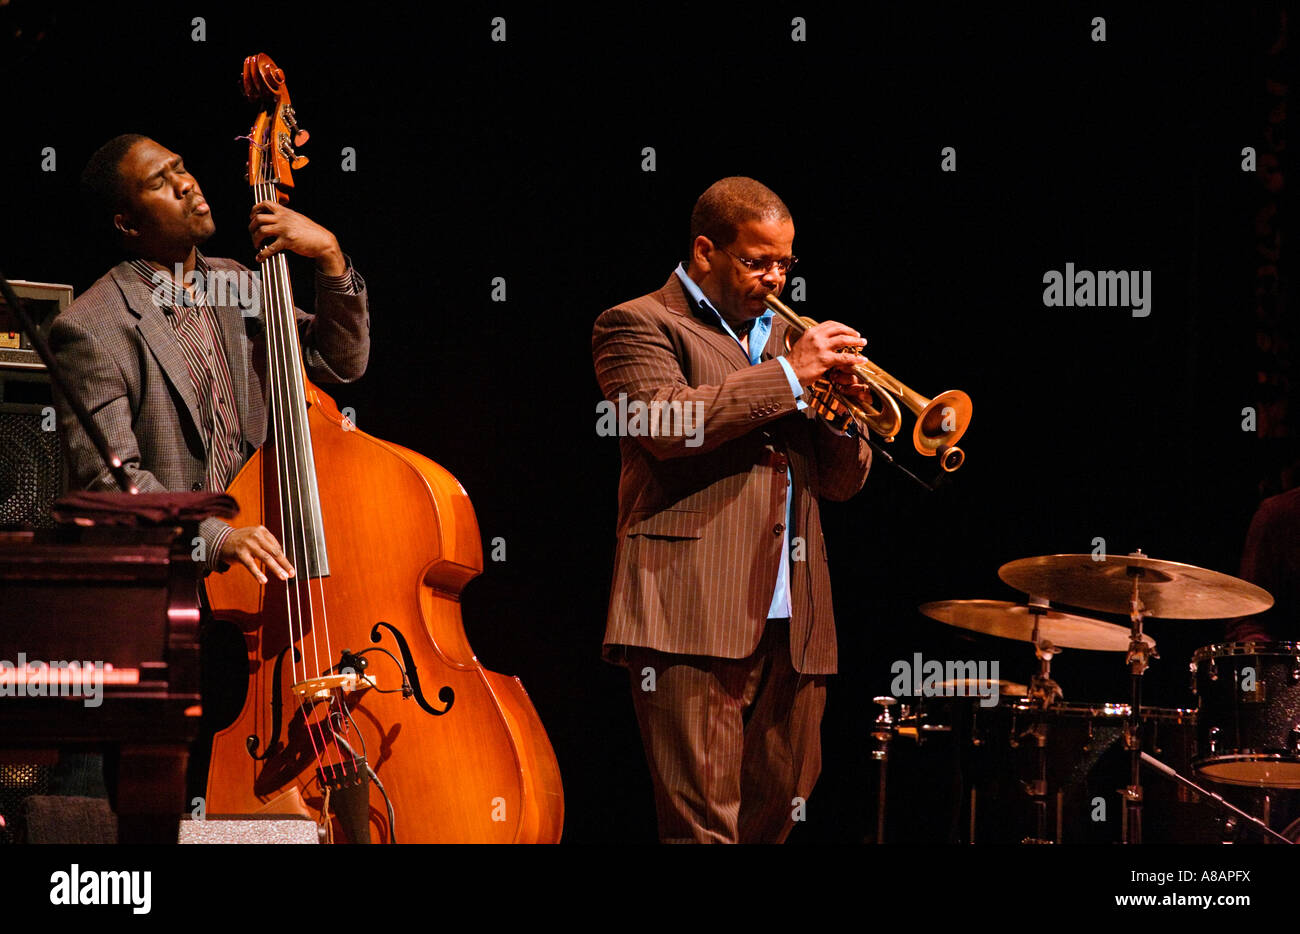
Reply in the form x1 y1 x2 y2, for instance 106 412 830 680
204 53 564 843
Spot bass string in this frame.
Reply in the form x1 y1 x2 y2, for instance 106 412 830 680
257 176 345 776
277 232 348 772
257 181 321 770
264 177 338 696
268 214 341 778
261 176 347 774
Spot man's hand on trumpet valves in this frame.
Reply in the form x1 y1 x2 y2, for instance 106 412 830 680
826 369 877 408
785 319 868 387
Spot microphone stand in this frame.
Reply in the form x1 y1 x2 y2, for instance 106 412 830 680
864 436 950 493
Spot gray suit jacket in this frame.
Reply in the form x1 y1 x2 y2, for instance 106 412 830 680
593 273 871 674
48 254 370 572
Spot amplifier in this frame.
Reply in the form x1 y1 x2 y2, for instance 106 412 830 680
0 280 73 528
0 279 73 370
0 385 64 529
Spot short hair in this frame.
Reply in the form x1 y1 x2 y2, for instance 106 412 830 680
689 176 791 251
80 133 149 235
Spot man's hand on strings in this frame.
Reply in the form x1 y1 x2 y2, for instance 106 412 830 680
221 525 295 584
249 200 346 275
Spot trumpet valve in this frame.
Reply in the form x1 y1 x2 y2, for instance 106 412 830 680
808 380 856 433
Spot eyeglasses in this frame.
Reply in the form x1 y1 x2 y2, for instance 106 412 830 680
716 245 799 275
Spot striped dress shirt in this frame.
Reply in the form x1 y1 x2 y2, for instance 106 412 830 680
130 253 360 564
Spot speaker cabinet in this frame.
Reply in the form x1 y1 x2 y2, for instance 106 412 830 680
0 280 73 530
0 368 63 529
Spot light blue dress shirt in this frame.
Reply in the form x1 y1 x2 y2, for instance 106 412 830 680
673 264 805 620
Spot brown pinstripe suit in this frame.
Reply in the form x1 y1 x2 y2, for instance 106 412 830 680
593 271 871 842
48 254 369 572
594 272 871 675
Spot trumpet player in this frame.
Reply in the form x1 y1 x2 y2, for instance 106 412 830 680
592 176 872 843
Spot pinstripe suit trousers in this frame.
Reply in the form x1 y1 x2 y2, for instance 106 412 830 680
626 619 827 844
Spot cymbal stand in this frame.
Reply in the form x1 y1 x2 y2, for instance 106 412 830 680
1022 602 1063 842
1026 599 1064 708
1121 551 1159 845
869 696 899 844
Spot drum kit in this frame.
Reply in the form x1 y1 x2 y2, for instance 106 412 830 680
871 549 1300 844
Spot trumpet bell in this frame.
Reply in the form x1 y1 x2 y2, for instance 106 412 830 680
914 389 972 465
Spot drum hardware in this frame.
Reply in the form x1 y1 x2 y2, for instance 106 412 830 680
926 700 1222 843
867 694 958 842
1023 607 1060 841
871 685 1029 843
1026 599 1064 707
887 552 1278 843
919 597 1157 714
1121 553 1158 845
871 695 899 758
871 674 1275 844
1141 752 1294 843
919 593 1156 840
870 696 898 844
1021 714 1053 843
997 549 1276 844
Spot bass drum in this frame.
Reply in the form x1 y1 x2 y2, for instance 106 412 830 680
1191 642 1300 788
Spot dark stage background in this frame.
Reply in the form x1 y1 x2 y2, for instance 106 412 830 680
1 2 1291 843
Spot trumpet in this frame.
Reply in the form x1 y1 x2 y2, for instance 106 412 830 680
764 294 972 472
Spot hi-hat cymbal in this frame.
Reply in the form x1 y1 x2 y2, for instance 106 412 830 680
997 553 1274 620
919 599 1151 652
937 678 1029 697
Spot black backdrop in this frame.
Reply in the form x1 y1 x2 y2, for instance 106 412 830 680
1 2 1290 843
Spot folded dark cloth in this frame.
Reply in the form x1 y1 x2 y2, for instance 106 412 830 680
51 491 239 526
24 795 118 844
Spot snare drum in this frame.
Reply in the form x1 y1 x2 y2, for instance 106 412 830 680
1191 642 1300 788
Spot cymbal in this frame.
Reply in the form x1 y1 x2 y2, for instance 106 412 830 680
919 599 1152 652
937 678 1029 697
997 554 1274 620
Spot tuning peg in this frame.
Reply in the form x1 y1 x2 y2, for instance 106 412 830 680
291 156 309 170
293 129 310 147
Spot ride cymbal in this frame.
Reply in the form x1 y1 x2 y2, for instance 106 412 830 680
997 553 1274 619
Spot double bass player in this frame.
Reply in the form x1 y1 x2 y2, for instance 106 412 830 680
52 133 369 584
